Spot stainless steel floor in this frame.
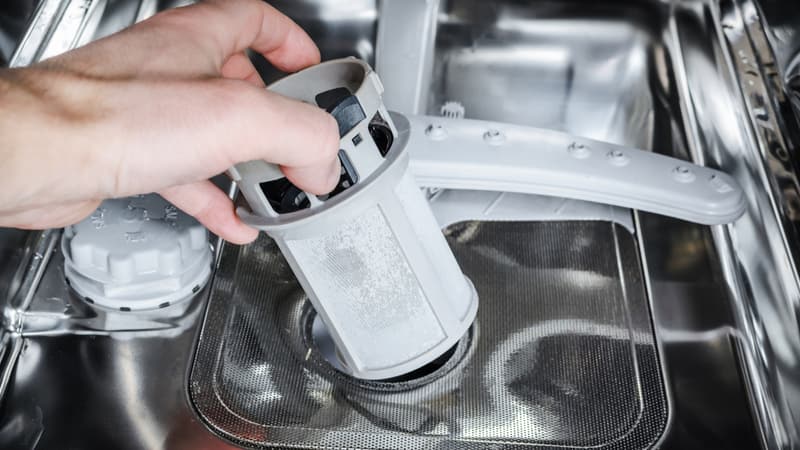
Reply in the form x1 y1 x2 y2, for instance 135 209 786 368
190 221 668 449
1 0 797 448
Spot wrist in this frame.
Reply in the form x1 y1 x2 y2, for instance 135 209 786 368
0 68 112 210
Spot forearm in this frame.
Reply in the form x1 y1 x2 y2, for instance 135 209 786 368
0 68 109 215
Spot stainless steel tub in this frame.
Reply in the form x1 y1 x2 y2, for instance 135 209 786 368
0 0 798 448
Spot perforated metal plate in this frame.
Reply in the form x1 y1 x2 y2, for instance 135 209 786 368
189 221 668 449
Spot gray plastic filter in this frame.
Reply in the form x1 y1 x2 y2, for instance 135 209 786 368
231 58 479 380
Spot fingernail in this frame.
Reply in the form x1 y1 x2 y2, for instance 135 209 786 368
230 223 259 245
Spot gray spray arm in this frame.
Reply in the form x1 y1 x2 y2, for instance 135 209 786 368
396 113 745 225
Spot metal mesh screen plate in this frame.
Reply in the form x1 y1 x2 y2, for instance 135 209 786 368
189 221 668 449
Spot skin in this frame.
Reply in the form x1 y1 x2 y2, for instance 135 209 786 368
0 0 341 244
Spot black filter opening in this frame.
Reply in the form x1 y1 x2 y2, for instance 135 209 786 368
368 112 394 157
259 178 310 214
319 150 359 201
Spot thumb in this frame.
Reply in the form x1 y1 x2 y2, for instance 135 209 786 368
159 180 258 244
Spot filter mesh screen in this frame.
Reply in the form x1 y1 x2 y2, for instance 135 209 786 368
189 221 667 449
285 206 444 369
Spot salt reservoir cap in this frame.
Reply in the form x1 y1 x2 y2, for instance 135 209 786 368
62 194 212 311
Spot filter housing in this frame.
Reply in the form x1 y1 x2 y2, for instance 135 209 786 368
230 59 478 380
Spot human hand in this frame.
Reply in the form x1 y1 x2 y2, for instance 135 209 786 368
0 0 340 244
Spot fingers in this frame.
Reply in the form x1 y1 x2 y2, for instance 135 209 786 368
233 88 342 195
2 179 261 246
196 0 321 72
159 180 258 245
54 0 320 80
218 86 342 194
98 78 340 198
221 52 265 87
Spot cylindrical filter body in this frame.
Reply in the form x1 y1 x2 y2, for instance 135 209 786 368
231 59 478 380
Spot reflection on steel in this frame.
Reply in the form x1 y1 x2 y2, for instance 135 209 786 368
0 230 58 400
671 0 800 447
190 222 667 449
10 0 107 67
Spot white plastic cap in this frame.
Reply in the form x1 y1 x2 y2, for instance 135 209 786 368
62 194 212 311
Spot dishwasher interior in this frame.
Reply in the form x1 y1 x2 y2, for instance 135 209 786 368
1 0 799 449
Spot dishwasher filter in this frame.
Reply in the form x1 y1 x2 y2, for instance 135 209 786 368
189 221 667 449
230 58 478 380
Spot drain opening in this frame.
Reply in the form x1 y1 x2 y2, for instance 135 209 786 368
304 307 471 388
379 344 459 383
